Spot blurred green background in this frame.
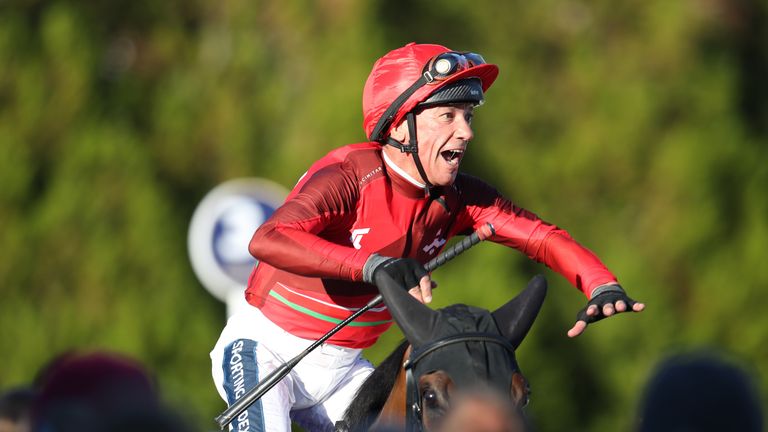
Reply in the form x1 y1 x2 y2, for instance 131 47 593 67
1 0 767 430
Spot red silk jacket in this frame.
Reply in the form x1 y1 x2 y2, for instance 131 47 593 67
245 143 617 348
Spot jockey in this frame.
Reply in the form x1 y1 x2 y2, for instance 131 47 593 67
210 42 645 432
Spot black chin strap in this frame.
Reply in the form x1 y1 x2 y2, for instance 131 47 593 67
385 112 435 196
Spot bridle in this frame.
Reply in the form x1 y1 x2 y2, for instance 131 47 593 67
402 332 519 432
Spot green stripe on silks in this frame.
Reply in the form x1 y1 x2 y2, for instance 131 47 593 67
268 291 392 327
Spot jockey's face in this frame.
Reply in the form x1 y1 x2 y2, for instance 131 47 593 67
390 103 475 187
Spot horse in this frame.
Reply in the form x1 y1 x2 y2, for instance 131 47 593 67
337 275 547 432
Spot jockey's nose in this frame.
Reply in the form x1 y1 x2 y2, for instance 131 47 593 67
455 114 474 142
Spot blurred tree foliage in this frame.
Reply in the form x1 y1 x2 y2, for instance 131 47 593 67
1 0 766 430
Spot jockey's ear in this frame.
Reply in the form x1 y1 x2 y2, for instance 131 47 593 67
491 275 547 349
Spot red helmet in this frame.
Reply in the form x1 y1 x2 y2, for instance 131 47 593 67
362 43 499 142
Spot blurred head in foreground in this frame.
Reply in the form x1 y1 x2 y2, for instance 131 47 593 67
636 350 763 432
435 390 529 432
31 351 194 432
0 386 35 432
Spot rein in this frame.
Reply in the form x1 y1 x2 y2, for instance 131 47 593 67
402 333 518 432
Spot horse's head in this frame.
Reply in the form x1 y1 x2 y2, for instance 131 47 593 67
378 274 547 431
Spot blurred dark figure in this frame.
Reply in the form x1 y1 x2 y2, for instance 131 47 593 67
0 386 35 432
30 351 196 432
636 351 764 432
434 390 530 432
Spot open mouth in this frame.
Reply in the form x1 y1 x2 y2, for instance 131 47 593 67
441 149 464 166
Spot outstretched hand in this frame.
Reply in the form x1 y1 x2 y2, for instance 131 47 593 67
567 285 645 337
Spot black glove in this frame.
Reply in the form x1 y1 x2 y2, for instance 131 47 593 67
363 254 427 291
575 285 637 324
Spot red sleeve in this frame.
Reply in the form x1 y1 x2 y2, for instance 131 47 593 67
248 163 371 281
453 175 618 298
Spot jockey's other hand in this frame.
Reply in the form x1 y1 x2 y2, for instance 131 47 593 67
363 254 433 304
567 284 645 338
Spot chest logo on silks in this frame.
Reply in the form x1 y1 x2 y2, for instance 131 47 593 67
423 229 447 255
350 228 371 249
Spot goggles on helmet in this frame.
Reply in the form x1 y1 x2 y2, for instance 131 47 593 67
369 51 487 143
422 52 487 83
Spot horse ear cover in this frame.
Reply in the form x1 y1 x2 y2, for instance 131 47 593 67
374 271 440 348
377 272 547 350
491 275 548 349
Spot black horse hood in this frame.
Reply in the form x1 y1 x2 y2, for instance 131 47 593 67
377 273 548 349
376 274 548 395
434 304 499 334
408 304 520 392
